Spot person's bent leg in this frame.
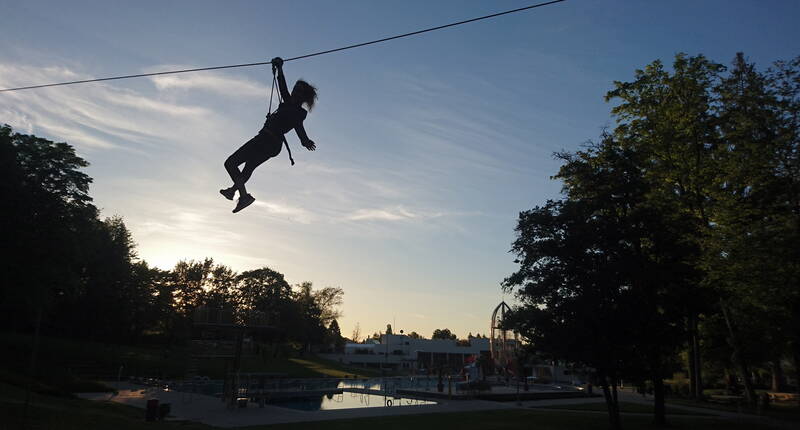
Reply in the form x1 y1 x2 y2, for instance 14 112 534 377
224 135 262 196
220 152 241 200
231 159 263 213
233 155 269 206
228 130 280 213
237 132 280 194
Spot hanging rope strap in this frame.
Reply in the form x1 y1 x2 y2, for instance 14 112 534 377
267 73 276 116
282 133 295 166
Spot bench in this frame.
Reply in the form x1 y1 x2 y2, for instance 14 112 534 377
767 392 799 402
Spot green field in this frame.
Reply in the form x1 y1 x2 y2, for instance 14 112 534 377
0 332 381 390
663 396 800 422
540 401 711 416
259 409 775 430
0 383 212 430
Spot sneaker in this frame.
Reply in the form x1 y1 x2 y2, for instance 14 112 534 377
219 187 236 200
232 193 255 213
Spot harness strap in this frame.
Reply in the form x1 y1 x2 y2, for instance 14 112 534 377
268 73 276 115
282 134 295 165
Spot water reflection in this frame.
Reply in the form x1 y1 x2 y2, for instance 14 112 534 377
271 392 436 411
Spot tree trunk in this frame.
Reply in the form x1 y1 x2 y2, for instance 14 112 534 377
793 319 800 400
693 315 703 398
720 299 757 406
653 375 667 426
771 360 783 392
24 305 44 428
793 341 800 396
724 368 733 393
601 373 622 430
687 315 697 399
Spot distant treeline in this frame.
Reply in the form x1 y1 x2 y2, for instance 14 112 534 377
0 124 343 350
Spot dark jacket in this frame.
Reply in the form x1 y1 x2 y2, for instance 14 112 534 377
265 102 307 135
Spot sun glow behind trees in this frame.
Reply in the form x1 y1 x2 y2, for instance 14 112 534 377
0 123 344 348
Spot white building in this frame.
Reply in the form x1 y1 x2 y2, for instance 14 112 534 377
322 334 491 371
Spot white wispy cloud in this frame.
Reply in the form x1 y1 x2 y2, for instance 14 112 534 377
0 63 225 152
146 65 268 98
252 200 316 224
346 206 442 222
347 207 416 221
0 60 476 277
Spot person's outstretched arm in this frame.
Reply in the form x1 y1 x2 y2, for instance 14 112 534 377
295 123 316 151
272 57 291 101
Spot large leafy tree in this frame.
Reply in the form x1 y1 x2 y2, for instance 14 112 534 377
604 53 726 402
290 282 327 351
312 285 344 327
0 125 96 333
327 319 345 352
506 54 800 428
235 267 293 327
505 136 699 428
607 52 800 404
707 54 800 394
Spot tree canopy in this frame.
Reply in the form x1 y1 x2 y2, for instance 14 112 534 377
504 53 800 429
0 125 345 351
432 328 457 340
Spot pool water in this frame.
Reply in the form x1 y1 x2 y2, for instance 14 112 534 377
167 377 441 398
270 392 436 411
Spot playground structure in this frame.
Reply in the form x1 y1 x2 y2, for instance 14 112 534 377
489 301 518 373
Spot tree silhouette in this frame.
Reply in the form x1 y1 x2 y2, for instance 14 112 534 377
432 329 457 340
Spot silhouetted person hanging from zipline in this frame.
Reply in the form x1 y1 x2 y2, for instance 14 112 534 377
221 57 317 213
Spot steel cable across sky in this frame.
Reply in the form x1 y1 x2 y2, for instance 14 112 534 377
0 0 566 93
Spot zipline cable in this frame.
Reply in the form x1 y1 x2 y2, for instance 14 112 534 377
0 0 566 93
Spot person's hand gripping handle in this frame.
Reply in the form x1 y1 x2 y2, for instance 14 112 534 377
271 57 284 74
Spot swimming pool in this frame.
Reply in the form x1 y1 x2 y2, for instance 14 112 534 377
269 392 436 411
165 376 441 398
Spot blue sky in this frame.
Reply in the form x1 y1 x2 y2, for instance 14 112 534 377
2 0 799 339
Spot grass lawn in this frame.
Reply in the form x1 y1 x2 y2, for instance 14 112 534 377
0 383 779 430
540 401 712 416
235 355 382 378
664 397 800 422
254 410 778 430
1 383 212 430
0 332 381 386
287 357 379 378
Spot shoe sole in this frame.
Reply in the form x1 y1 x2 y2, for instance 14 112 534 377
232 197 255 213
220 189 235 200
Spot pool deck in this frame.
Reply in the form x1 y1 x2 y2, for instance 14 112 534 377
77 384 791 429
398 385 595 401
78 383 518 427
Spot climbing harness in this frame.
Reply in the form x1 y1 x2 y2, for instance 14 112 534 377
266 67 295 166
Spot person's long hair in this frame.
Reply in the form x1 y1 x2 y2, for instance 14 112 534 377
293 80 317 111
